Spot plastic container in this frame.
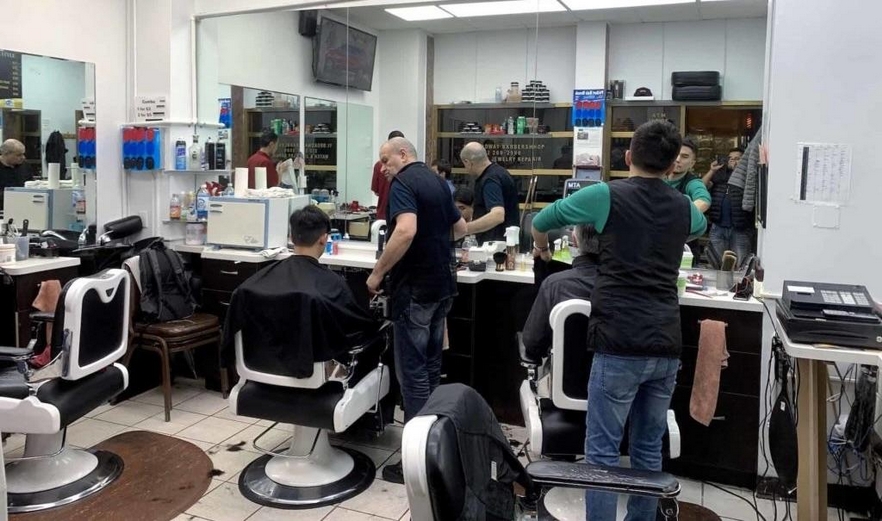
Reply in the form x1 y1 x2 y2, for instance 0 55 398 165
169 193 182 220
185 222 206 245
196 186 210 221
678 270 687 296
0 243 16 264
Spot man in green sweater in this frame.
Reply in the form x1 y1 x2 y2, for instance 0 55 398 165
531 120 707 521
667 137 711 213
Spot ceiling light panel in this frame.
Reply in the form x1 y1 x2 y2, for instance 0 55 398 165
561 0 694 10
441 0 566 18
386 5 454 20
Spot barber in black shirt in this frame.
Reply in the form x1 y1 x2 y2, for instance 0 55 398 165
459 142 519 243
0 139 33 212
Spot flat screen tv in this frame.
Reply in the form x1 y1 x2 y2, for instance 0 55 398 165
312 16 377 92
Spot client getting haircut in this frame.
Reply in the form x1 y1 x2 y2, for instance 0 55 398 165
289 205 331 246
629 121 682 175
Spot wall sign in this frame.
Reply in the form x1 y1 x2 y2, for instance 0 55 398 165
0 50 22 100
572 89 606 170
135 95 168 122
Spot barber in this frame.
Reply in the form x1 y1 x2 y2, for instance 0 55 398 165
532 121 706 521
0 139 33 212
459 142 519 243
366 137 467 484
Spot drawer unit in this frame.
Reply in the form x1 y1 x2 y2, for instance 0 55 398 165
201 259 266 293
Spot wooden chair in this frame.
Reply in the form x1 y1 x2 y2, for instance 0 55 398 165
121 257 227 421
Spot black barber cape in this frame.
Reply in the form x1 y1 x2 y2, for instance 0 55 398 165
222 256 379 378
418 384 524 521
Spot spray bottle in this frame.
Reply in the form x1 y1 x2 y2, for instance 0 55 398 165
504 226 520 270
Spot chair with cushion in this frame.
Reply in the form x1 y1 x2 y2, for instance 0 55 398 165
0 269 130 513
403 384 682 520
228 322 391 509
518 299 682 513
121 256 224 421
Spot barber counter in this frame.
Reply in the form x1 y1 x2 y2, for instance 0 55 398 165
173 240 764 490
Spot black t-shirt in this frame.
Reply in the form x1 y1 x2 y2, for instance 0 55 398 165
388 161 462 302
0 162 34 211
473 163 519 244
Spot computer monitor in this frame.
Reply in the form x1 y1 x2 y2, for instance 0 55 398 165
575 168 602 181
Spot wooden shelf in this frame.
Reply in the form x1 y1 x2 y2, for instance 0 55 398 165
610 131 634 138
435 102 571 110
305 165 337 171
520 202 550 210
305 133 337 138
609 170 630 178
451 168 570 177
246 107 299 113
22 132 40 137
164 170 230 175
437 132 570 139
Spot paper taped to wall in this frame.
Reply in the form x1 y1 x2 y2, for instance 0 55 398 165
796 142 852 205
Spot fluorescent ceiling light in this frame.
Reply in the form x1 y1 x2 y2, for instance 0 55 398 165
441 0 566 18
560 0 694 9
386 5 454 20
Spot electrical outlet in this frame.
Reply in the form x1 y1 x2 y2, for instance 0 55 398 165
138 211 149 229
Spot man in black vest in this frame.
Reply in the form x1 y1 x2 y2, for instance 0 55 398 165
367 137 468 483
702 148 753 266
531 121 706 521
459 142 519 244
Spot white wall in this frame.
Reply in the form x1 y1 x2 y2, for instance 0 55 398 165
377 29 427 157
434 26 577 104
21 54 86 172
608 18 767 101
0 0 128 226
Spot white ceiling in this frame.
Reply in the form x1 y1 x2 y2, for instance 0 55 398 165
329 0 767 33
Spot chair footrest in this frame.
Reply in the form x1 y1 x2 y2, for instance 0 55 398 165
525 461 680 498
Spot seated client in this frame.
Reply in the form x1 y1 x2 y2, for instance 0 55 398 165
223 205 380 377
521 224 599 361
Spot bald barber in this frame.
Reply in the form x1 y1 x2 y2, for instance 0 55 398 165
0 139 33 212
459 142 519 243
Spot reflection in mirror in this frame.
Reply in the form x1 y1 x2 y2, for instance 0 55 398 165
304 97 338 199
0 49 96 232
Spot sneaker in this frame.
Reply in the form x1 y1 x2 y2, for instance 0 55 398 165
382 461 404 484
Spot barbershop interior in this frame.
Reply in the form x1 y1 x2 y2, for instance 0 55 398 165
0 0 878 520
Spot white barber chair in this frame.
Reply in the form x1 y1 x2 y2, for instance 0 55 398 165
518 299 681 516
228 325 391 509
0 269 130 513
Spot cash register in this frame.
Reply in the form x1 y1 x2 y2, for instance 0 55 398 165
777 281 882 349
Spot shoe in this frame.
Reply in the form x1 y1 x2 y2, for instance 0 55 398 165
382 461 404 484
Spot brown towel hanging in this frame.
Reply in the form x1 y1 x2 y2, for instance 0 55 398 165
689 319 729 426
30 280 62 367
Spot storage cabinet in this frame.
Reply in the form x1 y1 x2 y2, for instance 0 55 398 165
442 283 478 386
433 103 574 209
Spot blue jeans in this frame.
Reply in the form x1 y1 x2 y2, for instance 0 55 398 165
709 225 752 268
391 290 453 421
585 354 679 521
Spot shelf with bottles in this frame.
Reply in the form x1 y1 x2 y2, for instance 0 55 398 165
435 103 572 136
437 131 570 139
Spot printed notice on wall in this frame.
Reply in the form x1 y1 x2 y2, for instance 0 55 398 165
135 95 168 122
796 142 852 205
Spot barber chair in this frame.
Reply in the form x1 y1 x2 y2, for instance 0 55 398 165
403 384 681 520
518 299 681 515
0 269 130 513
228 323 392 509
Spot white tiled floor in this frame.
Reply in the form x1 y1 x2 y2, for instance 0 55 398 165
7 379 862 521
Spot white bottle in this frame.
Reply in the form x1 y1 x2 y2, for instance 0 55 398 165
188 134 201 171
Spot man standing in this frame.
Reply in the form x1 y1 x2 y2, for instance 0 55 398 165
532 121 706 521
667 137 711 212
0 139 33 212
702 148 753 266
371 130 404 221
366 137 467 483
246 131 281 188
460 142 519 243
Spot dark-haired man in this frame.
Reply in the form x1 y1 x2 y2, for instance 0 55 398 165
431 158 455 194
223 205 379 378
453 186 474 222
667 137 711 213
246 131 281 188
532 120 706 521
371 130 404 220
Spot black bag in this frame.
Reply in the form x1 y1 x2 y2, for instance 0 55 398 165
672 85 722 101
671 71 720 87
139 241 196 323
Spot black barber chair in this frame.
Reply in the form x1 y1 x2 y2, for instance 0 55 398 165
0 269 130 513
519 299 681 515
227 323 392 509
403 384 681 520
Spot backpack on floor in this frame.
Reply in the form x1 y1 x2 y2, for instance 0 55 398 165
138 240 196 323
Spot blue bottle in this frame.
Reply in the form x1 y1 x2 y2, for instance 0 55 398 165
196 185 209 221
175 137 187 170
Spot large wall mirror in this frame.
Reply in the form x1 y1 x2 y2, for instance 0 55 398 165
0 49 96 230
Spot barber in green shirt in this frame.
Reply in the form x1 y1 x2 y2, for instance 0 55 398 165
666 137 711 213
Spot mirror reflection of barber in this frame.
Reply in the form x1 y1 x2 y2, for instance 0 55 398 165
0 139 34 213
459 142 519 243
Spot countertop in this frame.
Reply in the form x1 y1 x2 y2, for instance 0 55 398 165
173 240 762 312
0 256 80 276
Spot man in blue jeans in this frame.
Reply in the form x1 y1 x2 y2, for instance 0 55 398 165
532 121 707 520
367 137 467 484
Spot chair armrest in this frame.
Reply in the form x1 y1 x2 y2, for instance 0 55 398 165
525 461 680 499
29 311 55 324
518 333 542 369
347 321 392 357
0 345 35 360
